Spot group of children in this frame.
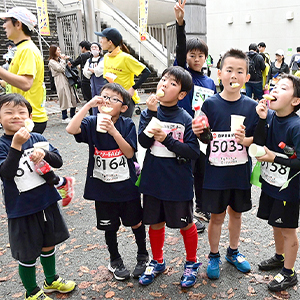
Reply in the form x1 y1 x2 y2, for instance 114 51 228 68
1 2 300 299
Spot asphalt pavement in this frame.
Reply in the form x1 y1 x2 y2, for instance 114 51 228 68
0 97 299 299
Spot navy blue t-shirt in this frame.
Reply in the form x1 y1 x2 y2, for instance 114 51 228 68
0 133 61 218
74 115 139 202
138 105 200 201
261 111 300 202
201 93 259 190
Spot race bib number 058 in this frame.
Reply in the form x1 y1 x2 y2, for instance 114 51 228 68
260 152 290 187
209 131 248 166
14 148 46 192
93 148 130 183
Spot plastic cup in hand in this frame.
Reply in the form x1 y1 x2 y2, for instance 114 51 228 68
231 115 245 132
249 144 266 157
33 142 50 151
144 117 163 138
97 113 112 133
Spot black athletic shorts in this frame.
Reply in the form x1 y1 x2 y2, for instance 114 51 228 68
95 198 143 231
202 188 252 214
8 202 70 262
143 195 193 229
257 191 299 228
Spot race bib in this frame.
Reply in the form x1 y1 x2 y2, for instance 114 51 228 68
150 122 185 158
93 147 130 183
260 152 290 187
14 148 46 192
209 131 248 166
192 86 214 109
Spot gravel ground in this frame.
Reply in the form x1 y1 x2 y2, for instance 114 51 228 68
0 100 299 299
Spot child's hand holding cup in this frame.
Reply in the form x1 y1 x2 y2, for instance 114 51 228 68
231 115 245 132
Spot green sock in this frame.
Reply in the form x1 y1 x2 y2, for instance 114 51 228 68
18 260 37 297
40 248 56 285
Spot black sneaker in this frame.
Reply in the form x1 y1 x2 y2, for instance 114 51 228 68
132 254 150 279
258 255 284 271
193 218 205 233
194 209 211 222
268 270 298 291
108 258 130 281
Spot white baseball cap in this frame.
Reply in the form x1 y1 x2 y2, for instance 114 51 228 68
0 7 37 31
275 49 284 56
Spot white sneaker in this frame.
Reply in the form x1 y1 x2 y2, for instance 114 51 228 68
61 118 71 124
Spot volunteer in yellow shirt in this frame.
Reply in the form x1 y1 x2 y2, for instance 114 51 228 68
0 7 47 133
95 28 150 117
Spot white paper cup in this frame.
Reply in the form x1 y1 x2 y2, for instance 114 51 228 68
144 117 163 138
231 115 245 132
249 144 266 157
97 113 112 133
33 141 50 151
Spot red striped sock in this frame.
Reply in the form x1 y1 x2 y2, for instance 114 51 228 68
149 226 165 263
180 223 198 262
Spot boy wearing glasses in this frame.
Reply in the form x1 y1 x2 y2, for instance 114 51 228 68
66 83 148 281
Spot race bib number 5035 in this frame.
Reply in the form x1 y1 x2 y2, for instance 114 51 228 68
209 131 248 166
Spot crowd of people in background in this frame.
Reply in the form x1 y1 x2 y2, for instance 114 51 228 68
1 3 300 300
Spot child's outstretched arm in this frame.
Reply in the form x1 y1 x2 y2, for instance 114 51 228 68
174 0 187 68
66 96 103 135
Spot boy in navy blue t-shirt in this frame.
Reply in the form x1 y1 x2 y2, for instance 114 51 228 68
0 94 76 300
192 49 259 280
254 74 300 291
138 66 201 288
174 0 217 230
66 83 148 281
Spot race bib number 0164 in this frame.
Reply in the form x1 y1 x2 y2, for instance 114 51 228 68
93 148 130 183
260 152 290 187
209 131 248 166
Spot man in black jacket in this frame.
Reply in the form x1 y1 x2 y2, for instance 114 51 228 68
70 41 92 114
246 43 266 100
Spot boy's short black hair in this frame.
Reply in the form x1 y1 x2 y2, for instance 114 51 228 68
161 66 193 93
258 42 266 48
0 93 32 114
249 43 258 51
11 17 32 37
220 48 249 72
297 46 300 53
79 41 91 51
100 83 131 106
186 38 208 58
279 74 300 112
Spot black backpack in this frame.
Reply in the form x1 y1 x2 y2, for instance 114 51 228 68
248 54 257 80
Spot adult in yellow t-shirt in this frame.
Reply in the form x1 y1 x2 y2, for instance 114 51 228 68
95 28 151 117
0 7 47 133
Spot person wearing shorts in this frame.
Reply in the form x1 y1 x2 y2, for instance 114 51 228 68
138 66 201 288
66 82 148 281
192 49 259 280
0 94 75 300
254 74 300 291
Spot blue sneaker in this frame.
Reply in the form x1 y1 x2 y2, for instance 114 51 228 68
180 261 201 288
139 259 166 286
207 254 221 279
225 250 251 273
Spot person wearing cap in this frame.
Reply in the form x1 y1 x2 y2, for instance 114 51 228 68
246 43 266 100
288 47 300 75
0 7 48 134
95 27 151 118
266 49 290 91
